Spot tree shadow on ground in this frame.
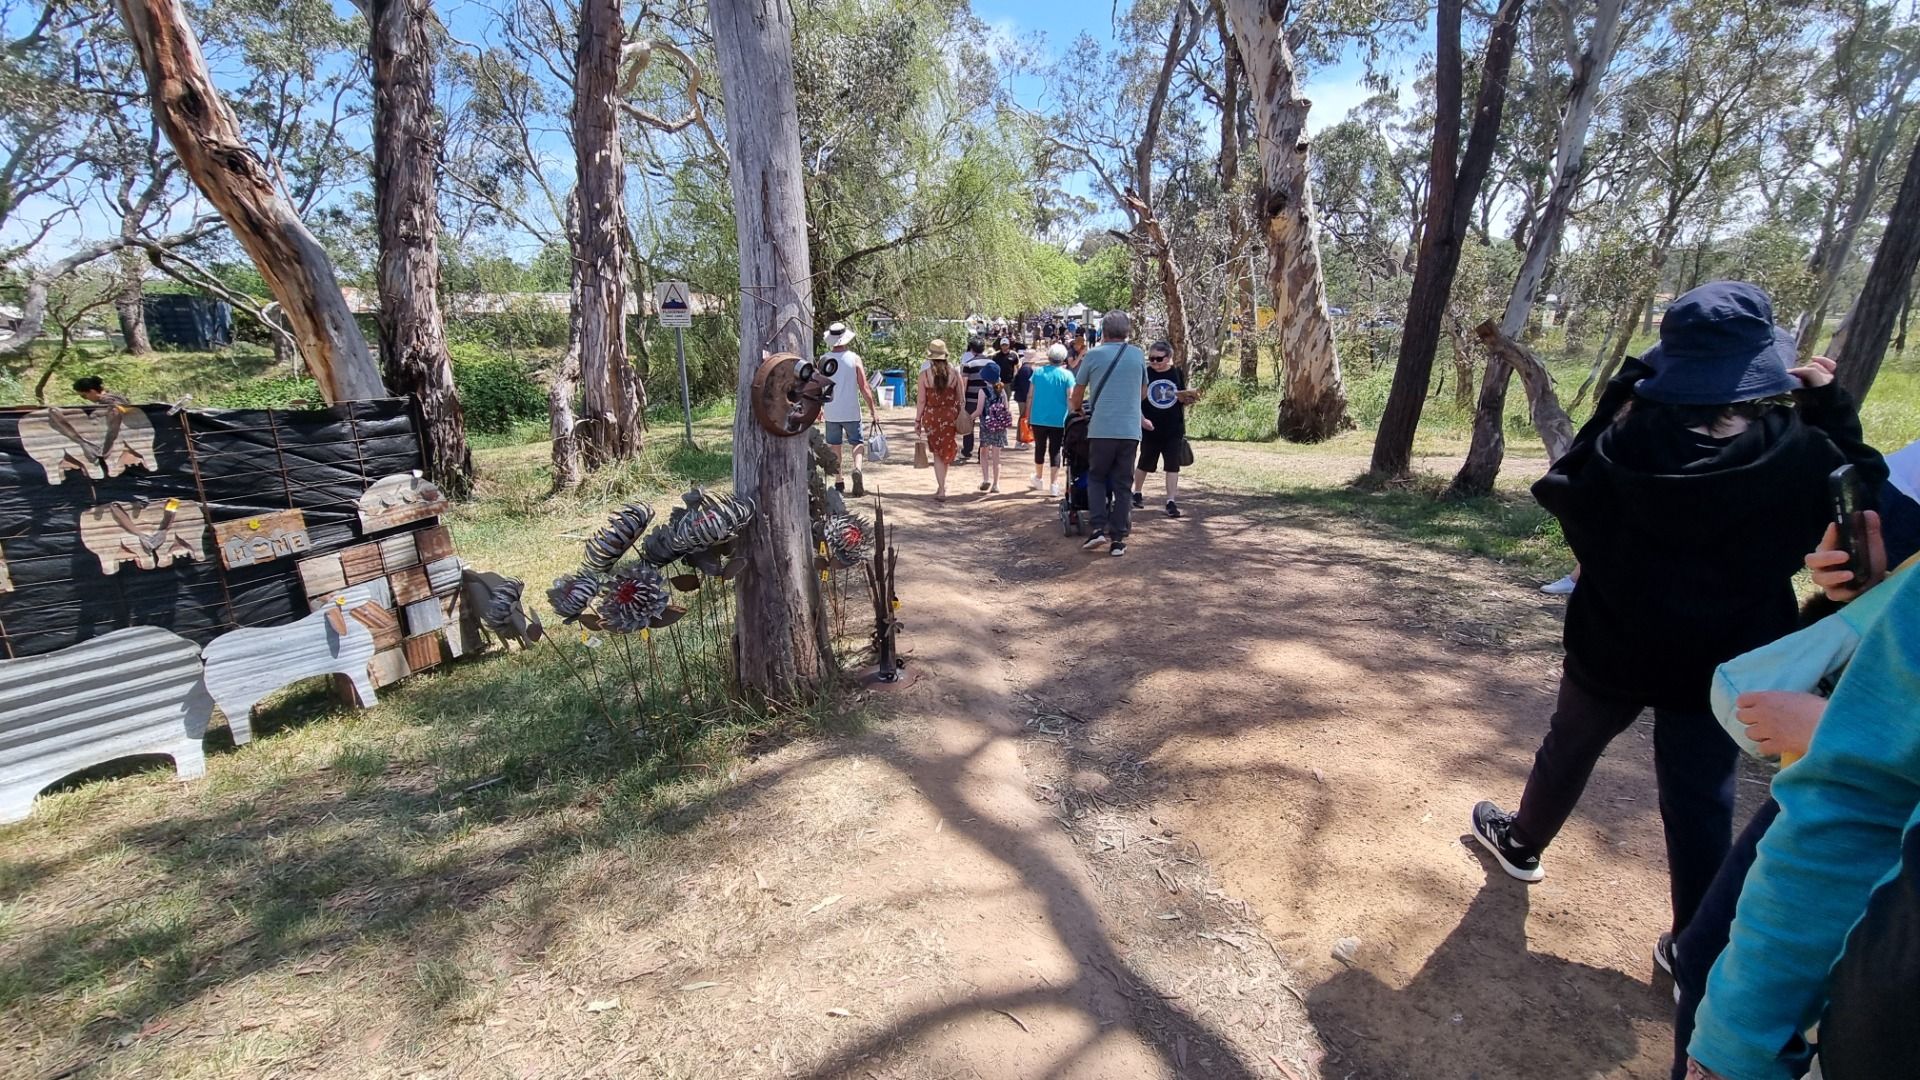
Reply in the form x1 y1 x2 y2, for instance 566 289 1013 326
1308 855 1668 1079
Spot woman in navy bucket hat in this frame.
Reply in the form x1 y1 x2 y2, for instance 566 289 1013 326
1468 282 1888 977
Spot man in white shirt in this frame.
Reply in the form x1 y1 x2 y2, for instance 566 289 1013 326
819 321 880 491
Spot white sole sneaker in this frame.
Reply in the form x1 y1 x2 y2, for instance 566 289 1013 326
1470 802 1546 883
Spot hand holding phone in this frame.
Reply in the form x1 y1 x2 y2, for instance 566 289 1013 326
1814 466 1887 601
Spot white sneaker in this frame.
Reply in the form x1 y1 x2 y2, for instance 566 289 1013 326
1540 573 1577 596
1028 476 1043 491
1049 484 1062 498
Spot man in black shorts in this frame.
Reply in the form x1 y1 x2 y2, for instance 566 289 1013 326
1133 340 1191 519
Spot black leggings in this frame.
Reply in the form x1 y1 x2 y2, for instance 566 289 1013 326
1032 425 1064 467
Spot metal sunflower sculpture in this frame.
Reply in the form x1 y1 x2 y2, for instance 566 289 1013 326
596 562 677 633
583 502 654 574
547 570 604 623
641 487 755 580
822 511 873 569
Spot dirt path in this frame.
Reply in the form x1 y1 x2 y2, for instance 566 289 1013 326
858 428 1705 1080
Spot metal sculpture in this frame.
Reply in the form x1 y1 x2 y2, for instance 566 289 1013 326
461 569 545 648
597 563 673 633
357 472 449 530
822 511 873 569
201 591 385 745
641 487 754 577
80 498 210 574
749 351 839 436
0 626 213 822
17 405 158 485
547 570 604 623
584 502 654 574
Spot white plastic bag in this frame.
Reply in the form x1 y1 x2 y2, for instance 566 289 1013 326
866 426 889 464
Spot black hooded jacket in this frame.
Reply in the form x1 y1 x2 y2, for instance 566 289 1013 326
1532 360 1887 711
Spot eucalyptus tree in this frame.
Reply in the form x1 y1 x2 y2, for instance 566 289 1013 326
1450 0 1625 495
1369 0 1528 481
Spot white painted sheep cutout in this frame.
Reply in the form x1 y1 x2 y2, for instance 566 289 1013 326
201 589 383 745
0 626 213 824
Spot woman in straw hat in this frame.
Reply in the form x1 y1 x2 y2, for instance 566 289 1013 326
915 340 964 502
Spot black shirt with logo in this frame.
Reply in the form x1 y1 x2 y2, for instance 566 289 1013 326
1142 364 1187 442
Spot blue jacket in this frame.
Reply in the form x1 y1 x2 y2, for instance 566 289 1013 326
1691 566 1920 1078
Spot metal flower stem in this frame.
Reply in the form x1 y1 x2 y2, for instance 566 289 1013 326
542 633 623 742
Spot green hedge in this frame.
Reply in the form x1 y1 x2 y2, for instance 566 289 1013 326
449 343 548 434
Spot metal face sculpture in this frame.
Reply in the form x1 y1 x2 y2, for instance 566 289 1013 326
749 351 840 436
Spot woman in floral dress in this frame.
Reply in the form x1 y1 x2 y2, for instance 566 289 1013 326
915 339 964 502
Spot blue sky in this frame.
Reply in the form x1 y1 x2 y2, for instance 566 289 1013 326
972 0 1390 135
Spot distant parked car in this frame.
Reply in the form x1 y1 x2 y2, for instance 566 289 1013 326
1328 306 1350 317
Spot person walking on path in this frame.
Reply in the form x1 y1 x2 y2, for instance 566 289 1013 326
1133 340 1194 519
1069 311 1149 557
819 321 880 492
1011 340 1038 447
915 339 964 503
1467 282 1887 965
971 344 1012 494
1027 343 1074 496
959 336 997 464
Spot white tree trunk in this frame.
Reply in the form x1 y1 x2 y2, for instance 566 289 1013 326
709 0 832 698
1452 0 1621 495
1226 0 1348 441
114 0 383 401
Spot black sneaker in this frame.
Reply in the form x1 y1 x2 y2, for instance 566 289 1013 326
1654 932 1676 977
1166 500 1181 518
833 479 845 492
1080 532 1107 551
1471 801 1544 882
1131 491 1145 510
1109 539 1127 557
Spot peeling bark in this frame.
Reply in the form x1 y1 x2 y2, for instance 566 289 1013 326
573 0 641 467
372 0 471 497
113 0 382 401
1452 0 1619 496
1227 0 1348 441
709 0 832 698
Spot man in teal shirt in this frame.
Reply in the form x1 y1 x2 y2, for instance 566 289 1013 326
1069 311 1148 557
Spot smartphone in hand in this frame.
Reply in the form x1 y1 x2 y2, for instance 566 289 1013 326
1830 465 1871 584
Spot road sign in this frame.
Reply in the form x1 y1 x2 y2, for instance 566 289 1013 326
656 281 693 328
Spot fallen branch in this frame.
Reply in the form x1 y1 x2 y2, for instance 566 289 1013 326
1474 319 1574 463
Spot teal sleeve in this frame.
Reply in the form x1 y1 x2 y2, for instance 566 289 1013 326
1074 361 1092 388
1691 570 1920 1079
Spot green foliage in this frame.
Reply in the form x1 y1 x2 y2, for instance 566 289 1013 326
448 343 548 434
1074 244 1131 312
1186 380 1281 442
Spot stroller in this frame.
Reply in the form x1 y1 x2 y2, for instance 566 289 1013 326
1059 410 1092 535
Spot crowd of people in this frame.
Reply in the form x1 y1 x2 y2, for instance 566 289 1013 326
903 312 1193 556
821 282 1920 1080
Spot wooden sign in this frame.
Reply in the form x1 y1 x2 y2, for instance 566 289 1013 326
391 564 433 606
358 473 448 531
0 626 212 823
298 552 347 597
341 544 385 585
201 592 384 744
80 499 208 575
213 509 312 570
379 532 420 571
416 524 455 563
17 405 157 486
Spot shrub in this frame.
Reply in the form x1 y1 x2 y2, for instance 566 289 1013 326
450 343 547 434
